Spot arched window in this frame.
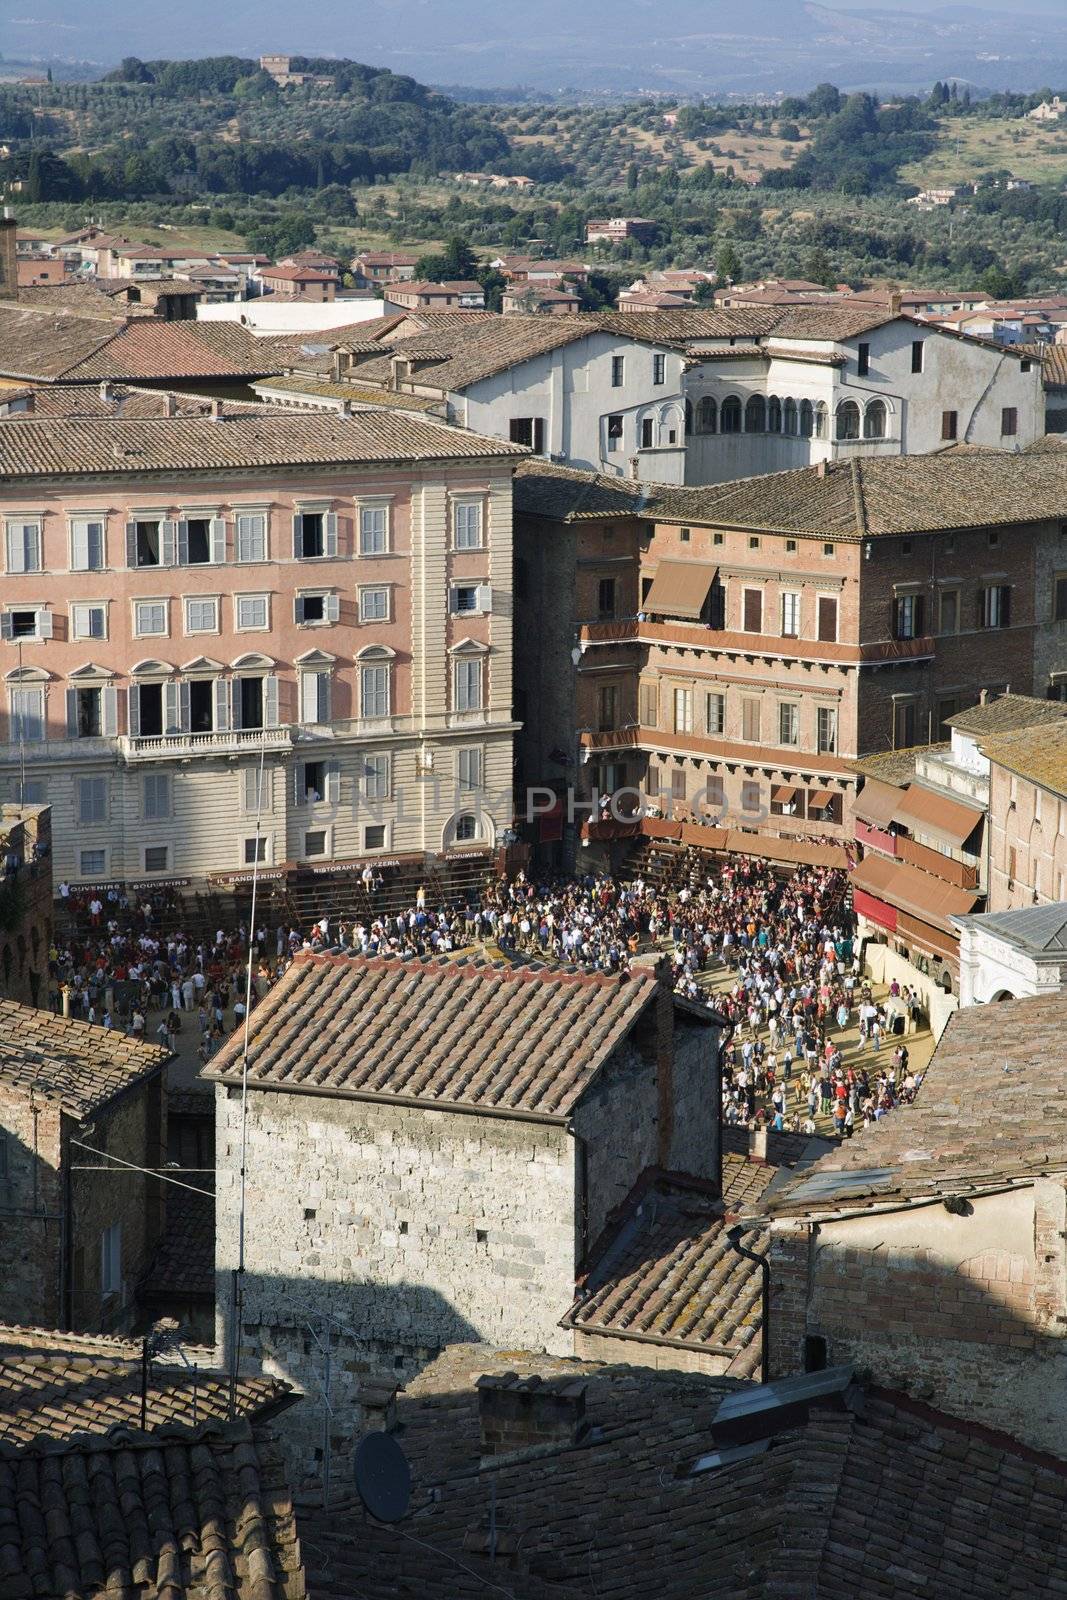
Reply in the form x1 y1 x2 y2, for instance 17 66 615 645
745 394 767 433
814 402 828 439
783 398 798 435
685 399 693 437
720 396 742 434
864 399 887 440
697 395 717 434
767 396 782 434
836 400 860 441
799 399 814 438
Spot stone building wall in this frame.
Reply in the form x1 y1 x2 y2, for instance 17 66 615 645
214 1084 579 1490
0 1092 64 1327
0 803 53 1009
768 1181 1067 1455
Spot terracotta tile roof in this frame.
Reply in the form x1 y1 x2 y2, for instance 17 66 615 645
0 410 521 480
766 991 1067 1216
594 307 785 343
847 744 948 785
300 1343 1067 1600
0 304 121 380
141 1187 216 1301
203 952 672 1118
14 281 145 319
3 384 258 421
251 374 443 411
948 693 1067 737
514 458 649 521
850 851 981 932
1023 342 1067 387
648 448 1067 539
64 319 280 380
979 719 1067 797
0 1419 304 1600
0 1000 166 1117
260 263 337 283
0 1339 289 1446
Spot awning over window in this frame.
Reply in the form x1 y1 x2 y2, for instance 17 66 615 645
808 788 833 810
771 784 798 803
853 777 903 830
642 560 717 620
892 783 984 851
851 852 980 935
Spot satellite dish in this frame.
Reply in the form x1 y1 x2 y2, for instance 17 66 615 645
354 1431 411 1523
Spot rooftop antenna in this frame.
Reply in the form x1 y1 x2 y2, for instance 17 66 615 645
228 737 268 1416
354 1430 412 1523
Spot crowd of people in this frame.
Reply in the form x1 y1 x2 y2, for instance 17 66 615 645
50 850 926 1132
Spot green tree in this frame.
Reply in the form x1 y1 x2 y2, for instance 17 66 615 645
716 241 741 283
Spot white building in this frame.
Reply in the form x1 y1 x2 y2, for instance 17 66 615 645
680 304 1043 485
953 903 1067 1005
257 313 691 485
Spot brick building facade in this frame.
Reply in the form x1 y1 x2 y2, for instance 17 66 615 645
518 450 1067 855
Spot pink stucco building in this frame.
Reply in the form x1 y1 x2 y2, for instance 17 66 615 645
0 407 521 888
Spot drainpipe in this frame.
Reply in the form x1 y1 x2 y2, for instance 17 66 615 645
726 1223 770 1383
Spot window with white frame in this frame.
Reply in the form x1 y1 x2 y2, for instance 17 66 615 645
67 684 116 739
451 584 488 615
144 844 169 874
134 600 168 638
359 586 390 623
178 516 225 566
299 670 332 724
100 1222 122 1298
359 503 389 555
453 656 482 713
453 501 483 550
10 687 45 742
294 510 337 560
363 753 391 800
184 596 219 635
77 776 108 823
2 607 51 642
244 835 269 864
781 592 800 638
778 702 799 746
80 848 106 877
458 746 483 789
817 705 837 754
72 603 106 641
127 518 174 569
364 823 387 851
235 594 269 631
673 687 692 734
242 766 268 814
235 512 267 564
143 773 171 819
295 592 340 626
705 691 725 735
303 828 329 858
6 520 42 574
360 661 391 719
70 517 106 572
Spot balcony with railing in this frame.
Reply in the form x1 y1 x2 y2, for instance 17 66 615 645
577 617 935 666
117 726 294 761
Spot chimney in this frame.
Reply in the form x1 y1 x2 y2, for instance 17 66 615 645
816 459 827 479
358 1374 401 1434
99 380 113 404
889 290 902 316
749 1124 768 1163
979 688 990 706
476 1373 587 1461
162 392 177 417
210 398 224 420
629 954 674 1165
629 455 641 481
0 209 15 303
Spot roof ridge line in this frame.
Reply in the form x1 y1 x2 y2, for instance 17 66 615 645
850 457 869 537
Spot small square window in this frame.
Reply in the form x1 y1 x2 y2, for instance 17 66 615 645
713 532 724 547
72 604 106 641
135 600 167 637
359 587 389 623
748 536 760 550
680 527 690 543
785 539 797 553
452 585 479 614
236 594 269 631
80 849 106 877
989 530 1000 548
144 845 169 873
364 824 387 851
244 836 268 864
823 543 834 557
184 596 218 634
304 829 328 857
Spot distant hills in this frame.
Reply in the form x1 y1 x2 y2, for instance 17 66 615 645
5 0 1067 96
